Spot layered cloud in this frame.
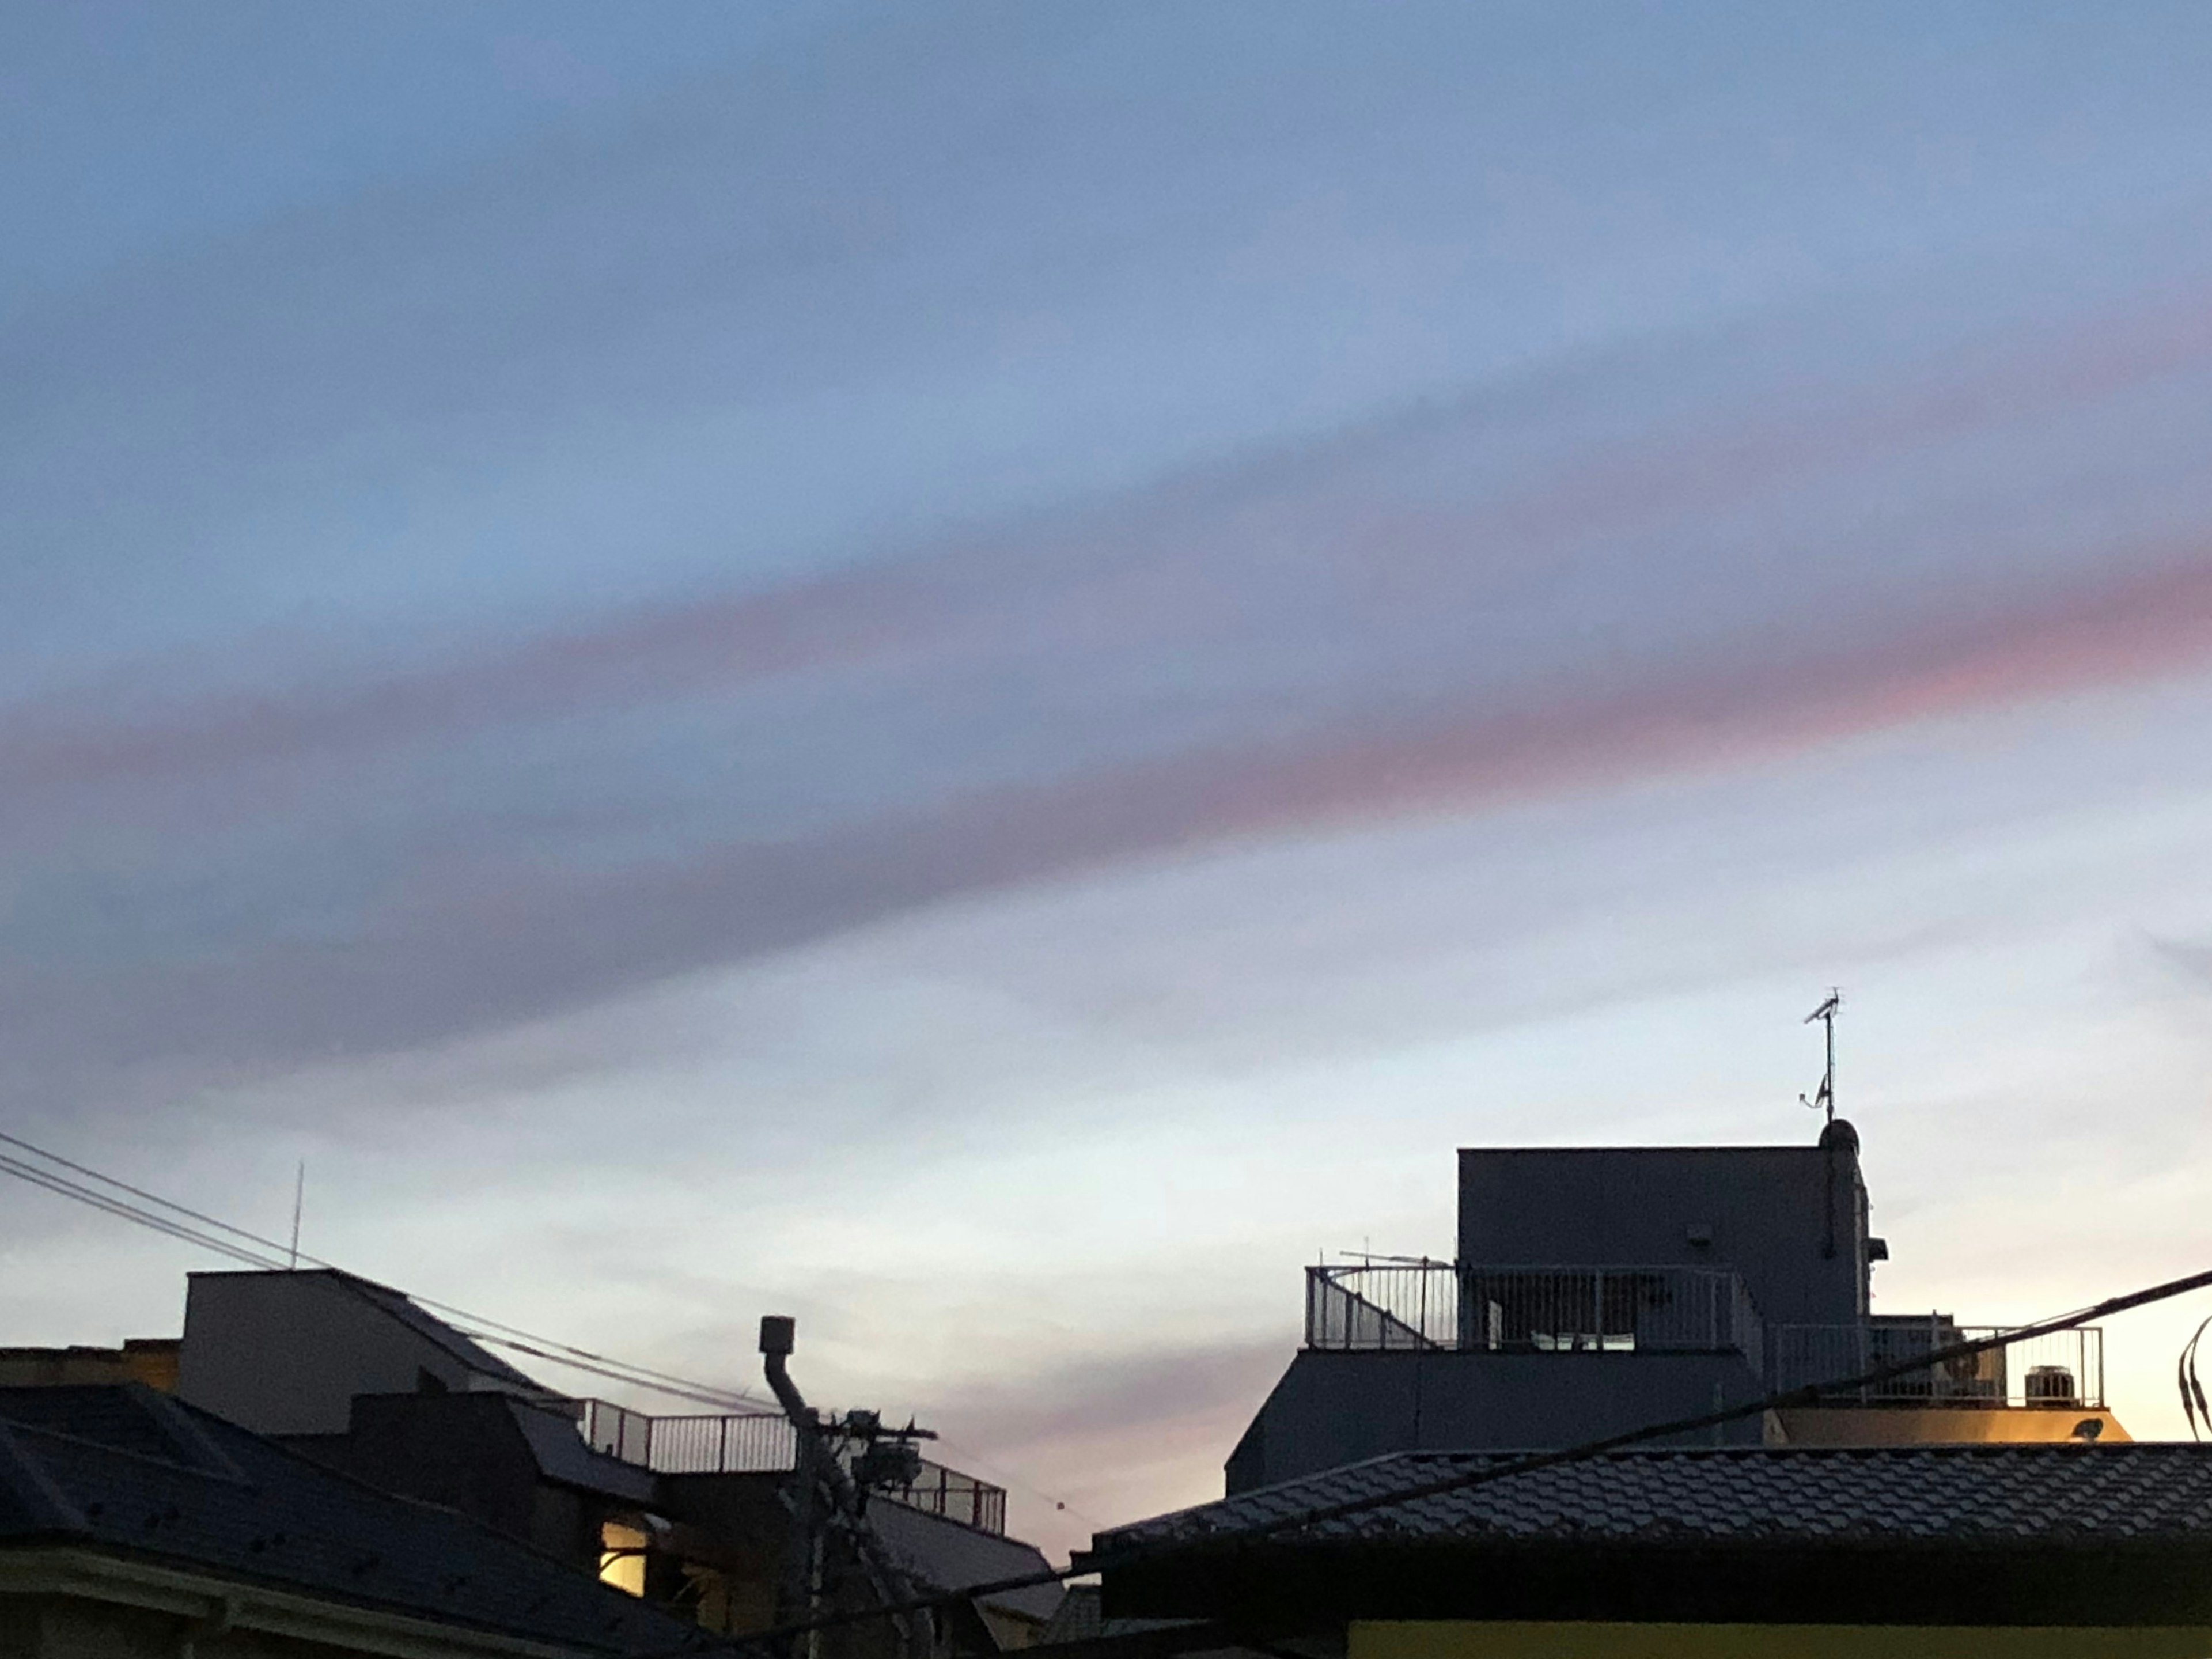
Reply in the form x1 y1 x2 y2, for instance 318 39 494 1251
12 251 2212 1104
13 0 2212 1544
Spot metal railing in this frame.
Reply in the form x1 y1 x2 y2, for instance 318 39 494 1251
570 1401 1005 1531
1306 1260 1459 1350
878 1457 1007 1535
575 1399 799 1472
1768 1320 2104 1407
1303 1266 2105 1414
1464 1266 1765 1372
1305 1262 1762 1366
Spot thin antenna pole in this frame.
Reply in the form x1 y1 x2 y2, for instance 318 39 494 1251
1801 989 1841 1124
289 1161 305 1271
1824 994 1836 1124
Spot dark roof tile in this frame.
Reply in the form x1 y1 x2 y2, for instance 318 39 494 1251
1093 1444 2212 1554
0 1385 701 1656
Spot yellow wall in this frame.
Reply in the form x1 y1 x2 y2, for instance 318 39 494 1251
1767 1406 2131 1445
0 1339 179 1391
1353 1620 2212 1659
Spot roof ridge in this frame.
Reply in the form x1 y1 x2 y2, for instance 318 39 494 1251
0 1412 258 1485
0 1415 91 1534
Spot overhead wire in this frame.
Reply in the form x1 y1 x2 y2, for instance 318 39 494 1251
0 1129 304 1264
0 1150 285 1270
923 1434 1104 1531
2181 1312 2211 1441
0 1127 771 1410
10 1124 2212 1652
0 1125 1100 1517
639 1256 2212 1659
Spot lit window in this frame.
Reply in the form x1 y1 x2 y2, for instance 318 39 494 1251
599 1520 649 1597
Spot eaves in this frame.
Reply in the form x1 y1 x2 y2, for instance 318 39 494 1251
0 1543 618 1659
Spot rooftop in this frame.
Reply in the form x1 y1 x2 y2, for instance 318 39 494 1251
0 1384 703 1656
1088 1444 2212 1628
1097 1442 2212 1552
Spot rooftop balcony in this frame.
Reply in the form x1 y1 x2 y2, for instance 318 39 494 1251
1306 1262 1764 1370
578 1398 797 1472
1770 1319 2104 1409
1304 1265 2104 1411
570 1399 1009 1533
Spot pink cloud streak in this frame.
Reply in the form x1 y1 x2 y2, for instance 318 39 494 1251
9 541 2211 1093
6 275 2212 809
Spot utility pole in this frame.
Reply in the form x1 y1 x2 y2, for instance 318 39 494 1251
759 1316 821 1659
759 1316 936 1659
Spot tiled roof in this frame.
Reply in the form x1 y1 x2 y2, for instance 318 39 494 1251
1092 1444 2212 1554
0 1385 701 1656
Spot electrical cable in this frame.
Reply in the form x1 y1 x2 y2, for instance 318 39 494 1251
0 1129 306 1262
640 1257 2212 1659
0 1123 1100 1525
0 1152 287 1270
0 1125 1127 1521
2181 1313 2211 1441
924 1434 1103 1531
0 1123 1088 1557
3 1126 1132 1521
10 1123 2209 1653
0 1127 772 1411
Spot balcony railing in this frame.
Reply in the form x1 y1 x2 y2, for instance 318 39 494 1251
1306 1260 1460 1350
575 1399 798 1472
879 1457 1008 1535
1306 1262 1763 1368
571 1402 1008 1532
1304 1266 2105 1413
1768 1320 2104 1408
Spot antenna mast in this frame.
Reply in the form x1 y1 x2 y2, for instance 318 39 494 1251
289 1161 305 1270
1800 990 1840 1124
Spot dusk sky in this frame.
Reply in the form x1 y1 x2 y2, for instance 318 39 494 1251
9 2 2212 1558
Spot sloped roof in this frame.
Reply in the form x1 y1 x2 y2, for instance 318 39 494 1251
0 1384 700 1656
868 1496 1063 1624
505 1399 657 1505
1092 1443 2212 1553
184 1269 546 1393
318 1271 550 1392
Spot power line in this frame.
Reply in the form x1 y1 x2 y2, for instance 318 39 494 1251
657 1256 2212 1658
0 1124 1097 1516
12 1122 2207 1652
0 1127 770 1410
923 1433 1104 1532
0 1151 281 1270
0 1128 293 1261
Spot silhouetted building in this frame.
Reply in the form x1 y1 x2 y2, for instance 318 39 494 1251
1080 1442 2212 1657
1228 1123 2122 1493
0 1382 695 1658
5 1268 1058 1653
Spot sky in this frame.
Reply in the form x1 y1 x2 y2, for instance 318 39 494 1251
6 0 2212 1559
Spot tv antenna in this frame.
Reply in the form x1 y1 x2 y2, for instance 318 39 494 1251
1800 990 1840 1124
